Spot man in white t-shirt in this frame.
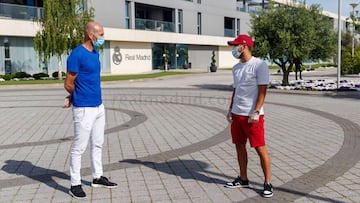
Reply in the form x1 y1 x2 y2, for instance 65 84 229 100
224 34 273 198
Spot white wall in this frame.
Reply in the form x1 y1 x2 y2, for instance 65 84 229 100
105 27 231 46
188 45 216 70
88 0 125 28
0 18 39 36
110 42 152 74
218 46 238 69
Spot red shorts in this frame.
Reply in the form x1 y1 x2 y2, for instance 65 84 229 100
231 114 265 147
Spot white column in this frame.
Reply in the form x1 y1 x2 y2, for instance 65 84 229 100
130 1 135 29
235 19 238 36
175 8 179 33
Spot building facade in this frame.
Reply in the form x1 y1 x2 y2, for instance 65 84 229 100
0 0 348 76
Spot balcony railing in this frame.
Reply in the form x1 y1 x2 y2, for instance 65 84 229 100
135 18 175 32
0 3 43 20
236 5 247 12
224 28 235 37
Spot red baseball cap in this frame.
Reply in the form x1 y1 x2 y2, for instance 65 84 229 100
227 34 254 48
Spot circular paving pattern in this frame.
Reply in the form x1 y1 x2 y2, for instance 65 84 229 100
0 88 359 202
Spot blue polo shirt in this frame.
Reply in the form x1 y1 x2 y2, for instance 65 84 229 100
66 45 102 107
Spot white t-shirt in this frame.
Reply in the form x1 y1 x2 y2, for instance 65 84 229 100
231 56 269 116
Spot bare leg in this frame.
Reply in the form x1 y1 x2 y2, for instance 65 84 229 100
255 146 271 183
235 144 248 180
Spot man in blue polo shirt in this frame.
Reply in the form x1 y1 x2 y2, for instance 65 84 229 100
64 21 117 199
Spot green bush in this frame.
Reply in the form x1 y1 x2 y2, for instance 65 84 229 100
351 50 360 74
211 50 216 66
1 74 13 80
33 72 49 80
1 73 15 80
14 71 31 78
341 51 353 75
52 71 66 78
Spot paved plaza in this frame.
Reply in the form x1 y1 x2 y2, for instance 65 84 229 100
0 68 360 202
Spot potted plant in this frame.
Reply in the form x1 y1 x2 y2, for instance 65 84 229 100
183 51 190 69
163 49 170 71
210 50 217 72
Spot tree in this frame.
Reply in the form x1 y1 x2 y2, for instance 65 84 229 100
34 0 94 79
251 3 336 86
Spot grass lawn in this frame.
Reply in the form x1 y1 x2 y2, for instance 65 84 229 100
0 71 199 85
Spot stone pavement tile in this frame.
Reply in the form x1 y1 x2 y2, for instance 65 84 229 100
167 188 190 201
223 187 254 202
304 190 348 203
313 189 343 198
349 195 360 202
333 177 353 185
32 197 54 202
111 196 132 203
90 187 113 200
199 183 232 202
52 187 72 201
126 167 145 181
111 188 130 199
345 184 360 190
2 75 360 202
0 186 19 197
326 183 349 192
148 189 170 201
12 193 34 202
130 195 152 203
0 194 15 203
147 200 174 203
91 199 112 203
128 181 148 194
180 181 214 202
112 179 131 191
293 196 316 203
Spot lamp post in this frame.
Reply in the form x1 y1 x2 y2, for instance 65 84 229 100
337 0 342 90
350 3 358 58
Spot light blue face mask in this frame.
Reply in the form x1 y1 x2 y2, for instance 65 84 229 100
93 37 105 47
232 46 242 59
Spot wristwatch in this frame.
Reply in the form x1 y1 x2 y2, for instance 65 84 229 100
253 110 260 114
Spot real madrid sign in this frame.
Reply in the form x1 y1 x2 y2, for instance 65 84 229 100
112 46 122 65
112 46 151 65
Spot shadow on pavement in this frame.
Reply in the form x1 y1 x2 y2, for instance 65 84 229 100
120 159 231 184
1 160 90 194
323 91 360 100
244 181 346 203
192 84 233 91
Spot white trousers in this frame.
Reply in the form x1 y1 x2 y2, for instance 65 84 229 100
70 104 105 186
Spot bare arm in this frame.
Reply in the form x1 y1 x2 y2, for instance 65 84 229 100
64 72 77 95
63 72 77 108
254 85 267 111
226 88 236 123
229 88 235 110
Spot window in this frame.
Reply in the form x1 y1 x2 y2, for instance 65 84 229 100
4 40 10 59
197 12 201 35
224 17 235 37
125 1 131 29
237 19 240 35
178 9 183 33
3 37 11 74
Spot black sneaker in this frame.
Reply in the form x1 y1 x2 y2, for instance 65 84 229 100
69 185 86 199
263 182 273 198
224 176 249 188
91 176 118 188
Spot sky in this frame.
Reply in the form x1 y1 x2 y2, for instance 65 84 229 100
305 0 357 17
